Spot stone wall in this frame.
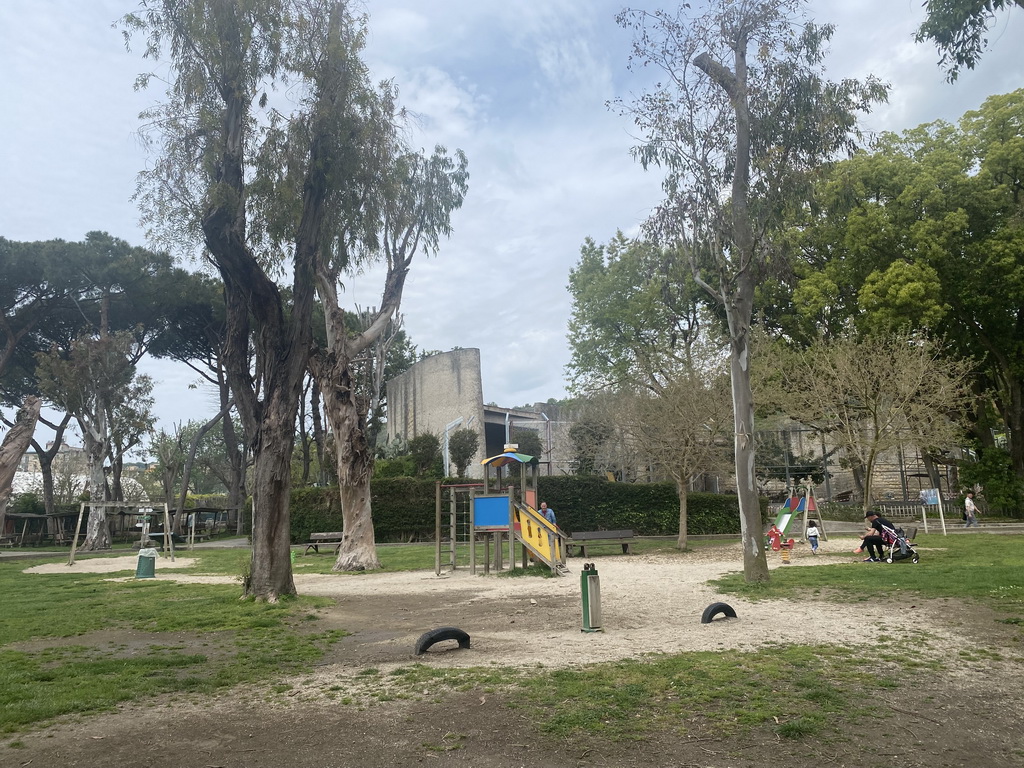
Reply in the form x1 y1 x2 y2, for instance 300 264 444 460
385 349 487 478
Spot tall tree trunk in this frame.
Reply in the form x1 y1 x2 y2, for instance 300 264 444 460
322 367 380 571
80 420 112 551
675 475 688 550
298 382 312 485
245 403 298 600
727 293 770 583
310 378 331 486
25 413 72 515
216 369 247 534
111 454 124 501
693 35 769 585
1004 377 1024 480
176 402 232 531
227 434 247 536
0 396 41 535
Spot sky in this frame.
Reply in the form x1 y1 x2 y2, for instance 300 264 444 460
1 0 1022 449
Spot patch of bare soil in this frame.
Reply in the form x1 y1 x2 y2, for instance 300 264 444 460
10 540 1024 767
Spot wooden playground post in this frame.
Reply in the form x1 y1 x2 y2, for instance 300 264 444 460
434 482 441 575
162 503 174 561
67 502 86 566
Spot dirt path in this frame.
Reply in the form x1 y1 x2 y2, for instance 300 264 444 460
12 539 1024 767
24 539 947 670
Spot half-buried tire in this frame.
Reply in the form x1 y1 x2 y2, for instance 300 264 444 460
414 626 471 655
700 602 737 624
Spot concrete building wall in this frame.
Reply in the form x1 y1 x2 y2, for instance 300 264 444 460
386 349 487 478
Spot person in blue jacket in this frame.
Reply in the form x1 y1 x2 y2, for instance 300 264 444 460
539 501 556 525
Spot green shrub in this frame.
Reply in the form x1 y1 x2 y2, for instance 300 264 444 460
536 476 759 536
11 493 45 516
289 479 437 543
373 456 415 478
287 477 764 542
185 494 231 509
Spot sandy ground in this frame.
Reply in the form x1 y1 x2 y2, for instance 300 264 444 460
18 538 1024 768
24 537 950 673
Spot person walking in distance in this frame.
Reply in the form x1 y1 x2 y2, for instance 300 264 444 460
964 491 978 528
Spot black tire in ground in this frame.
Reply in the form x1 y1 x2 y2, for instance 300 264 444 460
700 602 737 624
414 626 471 655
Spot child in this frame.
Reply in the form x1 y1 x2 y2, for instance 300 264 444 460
766 524 782 551
806 520 820 555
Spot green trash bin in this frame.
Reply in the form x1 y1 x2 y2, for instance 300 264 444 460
136 547 158 579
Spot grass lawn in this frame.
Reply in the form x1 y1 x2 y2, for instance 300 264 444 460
0 553 342 733
713 532 1024 608
2 533 1022 743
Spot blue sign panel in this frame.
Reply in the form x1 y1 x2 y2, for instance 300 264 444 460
473 495 510 531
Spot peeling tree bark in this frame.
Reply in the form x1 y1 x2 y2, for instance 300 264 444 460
312 348 383 573
0 396 41 536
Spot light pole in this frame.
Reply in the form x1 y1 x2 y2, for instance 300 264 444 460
443 415 475 477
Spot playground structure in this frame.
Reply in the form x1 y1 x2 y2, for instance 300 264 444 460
772 485 827 543
434 446 569 576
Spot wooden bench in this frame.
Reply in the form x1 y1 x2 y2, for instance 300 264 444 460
304 531 344 555
188 526 212 543
565 529 635 557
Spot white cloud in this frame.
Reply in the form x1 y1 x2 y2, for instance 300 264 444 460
2 0 1021 435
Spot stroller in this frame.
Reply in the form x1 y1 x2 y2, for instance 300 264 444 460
878 522 920 564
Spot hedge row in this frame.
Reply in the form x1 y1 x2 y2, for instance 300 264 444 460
287 477 767 543
536 476 765 536
289 479 438 543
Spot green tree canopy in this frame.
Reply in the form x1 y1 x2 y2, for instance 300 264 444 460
567 233 706 394
616 0 887 582
788 90 1024 480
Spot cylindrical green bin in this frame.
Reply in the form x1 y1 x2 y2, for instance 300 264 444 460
136 548 158 579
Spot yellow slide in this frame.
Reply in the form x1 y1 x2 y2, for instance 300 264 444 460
513 502 569 574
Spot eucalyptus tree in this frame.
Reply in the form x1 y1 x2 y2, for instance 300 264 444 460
309 147 467 572
916 0 1024 80
124 0 467 591
616 0 888 582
